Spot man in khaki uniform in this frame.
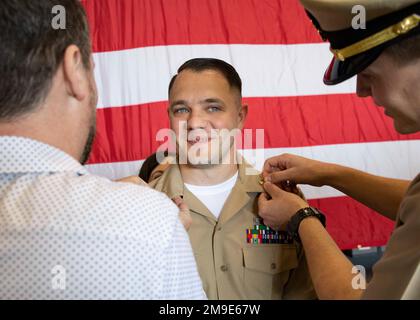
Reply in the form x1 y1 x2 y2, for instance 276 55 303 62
259 0 420 299
150 58 316 300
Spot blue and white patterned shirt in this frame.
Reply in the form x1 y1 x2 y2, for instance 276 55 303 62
0 136 206 300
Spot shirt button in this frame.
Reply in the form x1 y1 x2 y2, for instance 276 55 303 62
217 226 222 231
220 265 228 272
271 263 277 270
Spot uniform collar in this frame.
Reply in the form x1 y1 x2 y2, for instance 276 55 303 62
218 158 263 225
0 136 88 175
237 157 264 193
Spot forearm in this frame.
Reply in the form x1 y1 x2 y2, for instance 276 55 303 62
326 164 410 220
299 217 363 300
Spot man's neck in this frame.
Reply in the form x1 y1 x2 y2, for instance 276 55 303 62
0 112 82 162
180 162 238 186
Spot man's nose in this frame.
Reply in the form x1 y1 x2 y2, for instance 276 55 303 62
356 75 372 98
187 109 207 130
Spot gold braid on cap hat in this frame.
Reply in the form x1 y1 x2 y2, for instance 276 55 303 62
331 14 420 61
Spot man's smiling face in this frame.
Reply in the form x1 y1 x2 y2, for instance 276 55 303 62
168 69 247 166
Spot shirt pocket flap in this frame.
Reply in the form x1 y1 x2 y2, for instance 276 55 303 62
243 244 298 274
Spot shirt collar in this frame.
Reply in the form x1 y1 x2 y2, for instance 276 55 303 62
237 156 264 193
0 136 88 175
150 155 263 200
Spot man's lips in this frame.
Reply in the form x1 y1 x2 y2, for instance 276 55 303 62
187 136 211 145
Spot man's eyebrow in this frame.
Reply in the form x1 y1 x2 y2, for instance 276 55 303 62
200 98 225 105
169 100 188 109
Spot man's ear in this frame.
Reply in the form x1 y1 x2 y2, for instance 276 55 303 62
62 45 88 101
238 104 248 128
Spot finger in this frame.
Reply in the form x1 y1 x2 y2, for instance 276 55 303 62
172 196 182 207
258 193 273 219
262 219 280 231
178 201 189 212
262 155 287 175
263 181 285 198
267 169 296 184
258 192 269 204
257 192 270 213
262 156 281 174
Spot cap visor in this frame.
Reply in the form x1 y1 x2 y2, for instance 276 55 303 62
323 49 383 85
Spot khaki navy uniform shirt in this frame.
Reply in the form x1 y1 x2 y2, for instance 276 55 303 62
150 161 316 300
363 173 420 299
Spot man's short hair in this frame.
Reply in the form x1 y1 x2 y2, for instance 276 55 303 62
168 58 242 97
0 0 91 120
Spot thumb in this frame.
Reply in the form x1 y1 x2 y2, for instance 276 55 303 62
172 196 182 206
263 181 285 198
258 191 270 207
178 201 189 212
173 196 189 213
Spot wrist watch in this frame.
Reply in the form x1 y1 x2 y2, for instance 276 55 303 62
286 207 326 243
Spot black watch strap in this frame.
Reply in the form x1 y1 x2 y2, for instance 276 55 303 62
286 207 326 243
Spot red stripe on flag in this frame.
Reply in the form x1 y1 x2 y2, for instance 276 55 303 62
309 196 394 250
81 0 322 53
88 94 420 164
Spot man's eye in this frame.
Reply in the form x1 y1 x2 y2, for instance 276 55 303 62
208 106 221 112
174 107 189 114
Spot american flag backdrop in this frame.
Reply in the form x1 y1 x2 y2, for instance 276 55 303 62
81 0 420 250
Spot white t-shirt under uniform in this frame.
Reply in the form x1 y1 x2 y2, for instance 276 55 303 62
184 172 238 219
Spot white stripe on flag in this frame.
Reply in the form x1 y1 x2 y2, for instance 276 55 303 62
93 43 356 109
85 140 420 200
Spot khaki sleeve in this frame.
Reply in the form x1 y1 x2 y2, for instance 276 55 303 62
363 176 420 299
